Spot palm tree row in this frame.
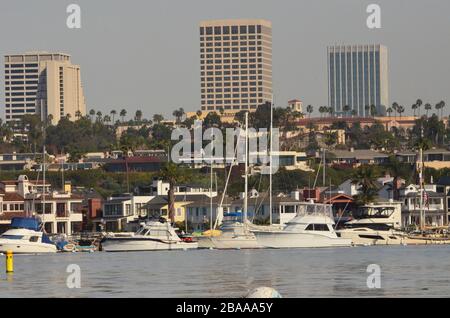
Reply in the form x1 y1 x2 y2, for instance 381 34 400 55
386 99 446 120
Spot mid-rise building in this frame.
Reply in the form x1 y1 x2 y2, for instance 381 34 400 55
200 19 273 113
327 44 389 117
4 52 86 123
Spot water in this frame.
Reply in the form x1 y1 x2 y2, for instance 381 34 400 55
0 245 450 297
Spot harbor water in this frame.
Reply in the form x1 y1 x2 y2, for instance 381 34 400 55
1 245 450 297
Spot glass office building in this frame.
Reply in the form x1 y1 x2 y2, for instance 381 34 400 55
327 44 389 117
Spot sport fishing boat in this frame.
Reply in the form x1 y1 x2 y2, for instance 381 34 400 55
0 217 57 254
101 218 198 252
252 201 352 248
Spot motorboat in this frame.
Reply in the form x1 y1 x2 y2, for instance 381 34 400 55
197 212 260 249
101 218 198 252
252 201 352 248
337 202 407 246
0 217 57 254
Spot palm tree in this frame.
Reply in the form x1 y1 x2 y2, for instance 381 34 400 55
306 105 313 119
392 102 399 120
327 107 334 117
75 110 82 120
318 106 325 118
436 100 446 120
425 103 432 118
351 165 380 205
351 109 357 118
120 109 127 123
158 163 191 223
96 111 103 122
89 109 95 122
412 103 418 117
416 99 423 117
397 105 405 119
343 105 350 117
135 110 143 122
153 114 164 124
387 107 393 118
110 110 117 123
104 115 111 125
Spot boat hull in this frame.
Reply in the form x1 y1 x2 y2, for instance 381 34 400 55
197 235 261 249
0 239 57 254
338 230 407 246
253 231 352 248
101 237 198 252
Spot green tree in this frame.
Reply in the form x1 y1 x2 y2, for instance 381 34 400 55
351 165 380 205
158 163 192 222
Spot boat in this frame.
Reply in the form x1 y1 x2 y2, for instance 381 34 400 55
197 212 260 249
197 112 260 249
252 201 352 248
0 217 57 254
101 218 198 252
337 202 408 246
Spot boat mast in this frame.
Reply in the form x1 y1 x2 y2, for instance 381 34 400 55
244 111 249 223
419 147 424 231
210 129 213 231
269 99 273 225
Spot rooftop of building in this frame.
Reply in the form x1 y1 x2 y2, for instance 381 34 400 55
199 19 272 27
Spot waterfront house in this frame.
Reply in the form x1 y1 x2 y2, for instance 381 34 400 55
399 184 446 228
436 176 450 224
98 194 154 232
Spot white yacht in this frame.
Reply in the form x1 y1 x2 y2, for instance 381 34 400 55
252 202 352 248
0 217 57 254
337 202 407 246
101 219 198 252
197 212 260 249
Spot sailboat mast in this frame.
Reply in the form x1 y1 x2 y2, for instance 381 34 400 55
419 147 424 231
244 112 249 223
269 99 273 225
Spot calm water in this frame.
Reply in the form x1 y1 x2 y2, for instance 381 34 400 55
0 246 450 297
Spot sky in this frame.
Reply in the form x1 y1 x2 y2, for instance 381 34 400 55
1 0 450 120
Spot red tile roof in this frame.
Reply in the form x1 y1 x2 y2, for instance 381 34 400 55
2 193 24 202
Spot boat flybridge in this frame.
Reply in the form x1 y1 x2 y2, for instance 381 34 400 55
0 217 57 254
101 218 198 252
251 201 352 248
337 202 408 246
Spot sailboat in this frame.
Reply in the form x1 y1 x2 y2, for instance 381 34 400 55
197 112 260 249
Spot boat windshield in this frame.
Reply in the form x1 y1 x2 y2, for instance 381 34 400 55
297 203 333 218
1 235 24 240
354 206 395 219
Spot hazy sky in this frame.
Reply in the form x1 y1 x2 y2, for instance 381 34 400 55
1 0 450 120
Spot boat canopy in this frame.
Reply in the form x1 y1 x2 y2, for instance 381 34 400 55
11 217 40 231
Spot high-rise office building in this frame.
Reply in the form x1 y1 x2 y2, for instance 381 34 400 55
4 52 86 123
327 44 389 117
199 19 272 113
